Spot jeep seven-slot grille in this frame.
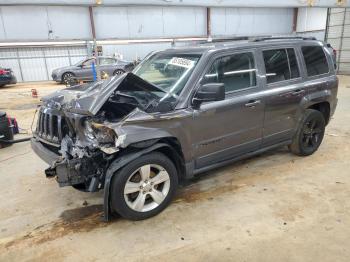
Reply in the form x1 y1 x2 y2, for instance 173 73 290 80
36 110 68 145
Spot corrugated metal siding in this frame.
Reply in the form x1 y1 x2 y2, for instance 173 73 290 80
325 8 350 74
0 5 297 81
0 6 91 41
211 8 294 36
0 46 87 82
0 6 295 41
102 42 172 60
101 40 205 60
93 6 206 39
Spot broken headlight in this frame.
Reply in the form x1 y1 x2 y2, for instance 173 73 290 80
84 120 96 140
84 120 116 145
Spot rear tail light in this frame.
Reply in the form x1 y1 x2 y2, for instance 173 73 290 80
333 49 337 57
0 69 10 75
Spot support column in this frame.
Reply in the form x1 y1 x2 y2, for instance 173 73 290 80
89 6 101 81
206 7 211 40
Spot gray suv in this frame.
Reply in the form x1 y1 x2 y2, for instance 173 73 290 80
31 37 338 221
51 56 131 84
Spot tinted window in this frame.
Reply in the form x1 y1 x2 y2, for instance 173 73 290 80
203 52 257 93
263 48 300 84
302 46 329 76
287 49 300 79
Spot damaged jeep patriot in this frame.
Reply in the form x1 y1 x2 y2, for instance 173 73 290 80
31 37 338 221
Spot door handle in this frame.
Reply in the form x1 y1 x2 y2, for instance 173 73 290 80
245 100 261 107
292 89 305 96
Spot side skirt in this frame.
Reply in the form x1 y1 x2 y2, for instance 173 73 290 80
192 140 292 176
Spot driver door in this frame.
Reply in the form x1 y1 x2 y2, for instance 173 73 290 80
75 58 95 81
191 50 265 169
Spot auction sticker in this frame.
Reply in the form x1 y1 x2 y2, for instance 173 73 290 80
168 57 195 68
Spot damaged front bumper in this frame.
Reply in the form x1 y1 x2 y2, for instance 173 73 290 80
31 137 107 192
31 138 59 165
47 156 105 192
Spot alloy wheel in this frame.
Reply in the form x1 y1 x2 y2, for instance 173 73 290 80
302 119 323 149
123 164 170 212
114 70 124 76
63 72 74 83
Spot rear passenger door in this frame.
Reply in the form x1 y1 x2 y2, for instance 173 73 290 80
191 50 265 169
260 47 305 147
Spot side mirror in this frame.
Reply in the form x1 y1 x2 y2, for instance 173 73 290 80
192 83 225 108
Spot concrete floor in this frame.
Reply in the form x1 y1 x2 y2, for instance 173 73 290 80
0 78 350 262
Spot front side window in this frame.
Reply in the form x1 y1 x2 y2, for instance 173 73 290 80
263 48 300 84
202 52 257 93
302 46 329 77
82 58 95 68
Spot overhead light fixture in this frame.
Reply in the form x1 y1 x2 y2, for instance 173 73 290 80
96 0 102 5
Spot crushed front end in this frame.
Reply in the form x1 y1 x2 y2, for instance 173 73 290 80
31 73 161 192
32 105 121 192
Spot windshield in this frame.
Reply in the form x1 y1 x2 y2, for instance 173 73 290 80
133 53 201 102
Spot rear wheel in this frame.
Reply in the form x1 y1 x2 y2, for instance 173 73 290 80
110 152 178 220
289 109 326 156
113 69 125 76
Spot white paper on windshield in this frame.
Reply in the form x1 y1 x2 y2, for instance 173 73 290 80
168 57 195 69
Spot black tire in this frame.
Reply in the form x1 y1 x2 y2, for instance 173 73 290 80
113 69 125 76
61 72 75 84
110 152 178 220
289 109 326 156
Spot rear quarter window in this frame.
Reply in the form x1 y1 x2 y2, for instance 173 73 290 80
301 46 329 77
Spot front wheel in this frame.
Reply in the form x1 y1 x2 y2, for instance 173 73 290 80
61 72 76 84
289 109 326 156
110 152 178 220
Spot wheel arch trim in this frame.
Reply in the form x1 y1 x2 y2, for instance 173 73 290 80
103 142 180 221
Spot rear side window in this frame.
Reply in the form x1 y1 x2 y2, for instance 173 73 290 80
263 48 300 84
203 52 257 93
301 46 329 77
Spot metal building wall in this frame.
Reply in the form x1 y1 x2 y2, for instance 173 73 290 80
94 6 206 39
0 6 91 41
99 7 296 59
0 5 296 81
296 7 328 40
211 8 294 36
325 8 350 74
0 46 87 81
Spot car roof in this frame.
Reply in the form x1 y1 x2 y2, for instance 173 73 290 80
159 38 324 55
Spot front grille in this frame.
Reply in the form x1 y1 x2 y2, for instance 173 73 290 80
36 110 68 145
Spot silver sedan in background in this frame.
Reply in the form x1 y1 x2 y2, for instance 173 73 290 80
51 56 133 84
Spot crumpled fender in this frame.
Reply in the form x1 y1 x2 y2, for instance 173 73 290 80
103 142 174 221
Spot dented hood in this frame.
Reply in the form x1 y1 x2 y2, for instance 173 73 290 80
42 73 164 116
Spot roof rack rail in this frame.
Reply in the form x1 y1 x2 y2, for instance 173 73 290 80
252 36 317 42
195 36 252 45
208 36 251 42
